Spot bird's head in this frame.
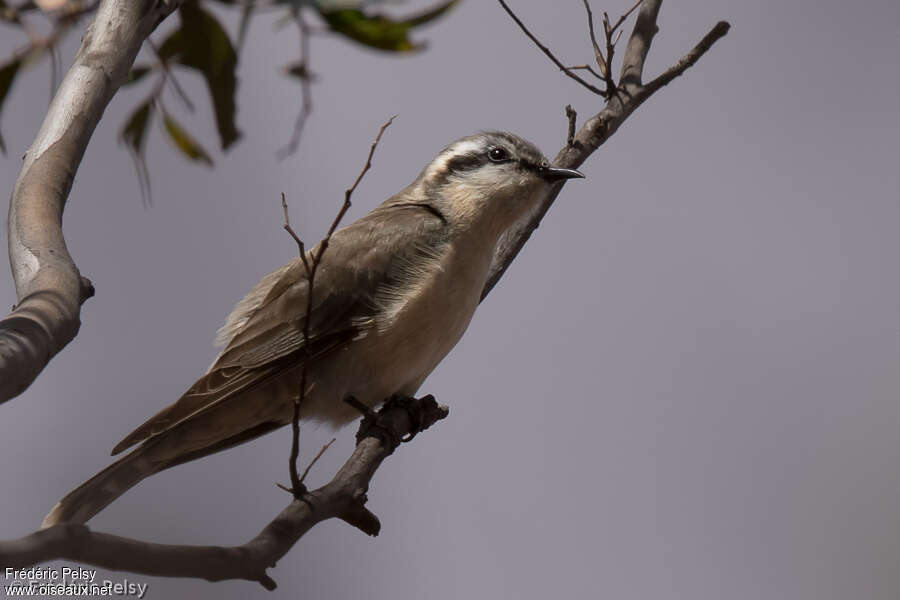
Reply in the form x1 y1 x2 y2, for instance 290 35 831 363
417 131 584 236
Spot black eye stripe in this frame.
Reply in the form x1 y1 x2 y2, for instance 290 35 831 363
444 153 486 174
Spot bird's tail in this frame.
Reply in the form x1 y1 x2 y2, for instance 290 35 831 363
41 443 160 528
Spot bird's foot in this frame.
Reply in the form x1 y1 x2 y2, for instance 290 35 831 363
344 393 449 451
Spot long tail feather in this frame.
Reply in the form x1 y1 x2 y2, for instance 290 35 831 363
41 444 159 528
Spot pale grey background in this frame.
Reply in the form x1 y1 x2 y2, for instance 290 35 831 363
2 1 900 598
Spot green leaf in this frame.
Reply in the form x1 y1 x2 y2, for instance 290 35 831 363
119 100 155 205
0 58 22 155
159 2 241 150
318 0 459 52
161 109 213 166
123 65 153 86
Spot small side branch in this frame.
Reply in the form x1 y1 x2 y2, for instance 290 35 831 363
643 21 731 95
0 397 449 590
497 0 607 97
277 9 314 159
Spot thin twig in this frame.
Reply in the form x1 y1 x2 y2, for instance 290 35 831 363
280 116 395 498
280 195 310 498
642 21 731 94
608 0 643 35
280 193 308 272
300 437 336 484
277 8 313 159
582 0 605 76
497 0 607 97
316 115 396 259
566 64 605 80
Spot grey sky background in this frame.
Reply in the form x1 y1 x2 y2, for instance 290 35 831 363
2 0 900 598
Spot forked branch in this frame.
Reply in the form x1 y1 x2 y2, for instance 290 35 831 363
482 0 730 299
0 396 449 590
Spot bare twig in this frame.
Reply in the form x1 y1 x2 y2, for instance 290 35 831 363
277 8 313 159
300 437 336 484
566 64 605 80
497 0 607 97
642 21 731 94
582 0 605 75
280 116 395 498
608 0 643 34
0 397 450 590
580 0 643 94
318 115 396 256
483 0 729 300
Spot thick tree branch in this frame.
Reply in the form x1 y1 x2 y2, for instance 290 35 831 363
0 395 449 590
482 0 730 300
0 0 182 404
619 0 662 89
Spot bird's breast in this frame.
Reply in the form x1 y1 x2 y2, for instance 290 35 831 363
348 235 495 402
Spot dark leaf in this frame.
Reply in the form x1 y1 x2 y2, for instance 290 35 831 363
159 2 241 150
317 0 459 52
161 109 213 166
118 100 155 205
123 65 153 86
0 58 22 155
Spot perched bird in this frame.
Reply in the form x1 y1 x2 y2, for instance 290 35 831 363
42 131 583 527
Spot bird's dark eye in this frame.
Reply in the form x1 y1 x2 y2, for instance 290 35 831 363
488 147 508 162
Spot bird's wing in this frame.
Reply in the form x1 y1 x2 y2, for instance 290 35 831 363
111 203 447 455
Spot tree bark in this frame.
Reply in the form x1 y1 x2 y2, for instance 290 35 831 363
0 0 182 404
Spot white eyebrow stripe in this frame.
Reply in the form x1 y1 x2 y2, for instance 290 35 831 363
423 139 487 181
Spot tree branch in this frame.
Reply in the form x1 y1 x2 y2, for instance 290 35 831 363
497 0 607 97
618 0 662 89
482 0 729 300
0 0 183 404
0 395 449 590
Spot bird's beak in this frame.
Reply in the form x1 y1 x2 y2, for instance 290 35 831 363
539 166 585 182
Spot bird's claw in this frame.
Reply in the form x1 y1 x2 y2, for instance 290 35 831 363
351 393 447 450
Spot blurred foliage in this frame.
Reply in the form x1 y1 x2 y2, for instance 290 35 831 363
0 58 21 154
0 0 459 197
158 1 241 150
161 108 214 166
316 0 458 52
